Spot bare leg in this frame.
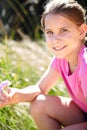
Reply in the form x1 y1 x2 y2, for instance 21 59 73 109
30 94 86 130
30 94 61 130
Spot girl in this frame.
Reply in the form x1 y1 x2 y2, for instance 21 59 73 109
0 0 87 129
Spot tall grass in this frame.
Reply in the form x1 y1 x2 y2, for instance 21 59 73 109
0 39 68 130
0 40 40 130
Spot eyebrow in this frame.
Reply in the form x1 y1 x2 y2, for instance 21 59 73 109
45 26 70 31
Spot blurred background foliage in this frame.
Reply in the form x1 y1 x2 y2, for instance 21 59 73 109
0 0 86 129
0 0 45 41
0 0 87 41
0 0 87 40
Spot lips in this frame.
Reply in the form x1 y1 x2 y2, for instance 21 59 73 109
53 45 66 51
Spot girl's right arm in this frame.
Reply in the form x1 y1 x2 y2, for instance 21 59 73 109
0 66 60 107
37 66 60 94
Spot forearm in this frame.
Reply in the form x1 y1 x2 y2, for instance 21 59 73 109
15 85 41 102
0 67 59 107
0 85 41 108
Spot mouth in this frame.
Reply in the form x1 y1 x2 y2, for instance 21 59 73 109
53 45 66 51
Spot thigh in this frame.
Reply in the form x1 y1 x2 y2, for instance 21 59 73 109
36 94 86 127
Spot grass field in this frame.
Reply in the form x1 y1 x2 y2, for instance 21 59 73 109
0 37 68 130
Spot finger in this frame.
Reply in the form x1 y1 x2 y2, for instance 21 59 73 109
0 96 8 103
6 88 16 98
6 87 12 94
0 92 8 102
0 88 9 97
0 88 10 102
0 98 8 103
0 87 14 103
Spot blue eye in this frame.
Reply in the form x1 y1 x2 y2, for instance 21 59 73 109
46 31 53 35
61 29 67 33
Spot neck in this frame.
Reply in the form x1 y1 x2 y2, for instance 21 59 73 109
68 59 78 74
67 51 79 74
66 45 82 73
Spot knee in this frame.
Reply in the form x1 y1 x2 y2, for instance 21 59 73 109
30 94 46 117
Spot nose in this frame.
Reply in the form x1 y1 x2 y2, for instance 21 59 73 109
52 33 61 44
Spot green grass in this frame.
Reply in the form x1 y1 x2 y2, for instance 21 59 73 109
0 41 40 130
0 39 68 130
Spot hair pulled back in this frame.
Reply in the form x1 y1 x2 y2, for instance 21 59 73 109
41 0 87 45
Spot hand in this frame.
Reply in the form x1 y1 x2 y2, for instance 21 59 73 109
0 81 20 108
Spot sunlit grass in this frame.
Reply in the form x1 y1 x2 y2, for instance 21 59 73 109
0 40 68 130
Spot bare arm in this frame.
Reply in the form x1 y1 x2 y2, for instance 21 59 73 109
15 66 60 102
37 66 60 94
0 66 60 107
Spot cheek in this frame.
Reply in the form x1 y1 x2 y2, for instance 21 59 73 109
45 37 52 46
72 34 81 43
71 30 81 40
64 32 80 42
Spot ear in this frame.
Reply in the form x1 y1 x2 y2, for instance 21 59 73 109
79 24 87 39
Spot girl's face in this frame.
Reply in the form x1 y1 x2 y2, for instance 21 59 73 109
44 14 85 61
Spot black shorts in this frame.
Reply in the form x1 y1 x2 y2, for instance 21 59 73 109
83 111 87 122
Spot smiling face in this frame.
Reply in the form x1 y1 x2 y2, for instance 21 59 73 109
44 14 85 61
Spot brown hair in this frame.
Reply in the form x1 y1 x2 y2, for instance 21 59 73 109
41 0 87 45
41 0 86 28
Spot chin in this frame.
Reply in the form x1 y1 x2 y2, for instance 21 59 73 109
55 54 64 59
